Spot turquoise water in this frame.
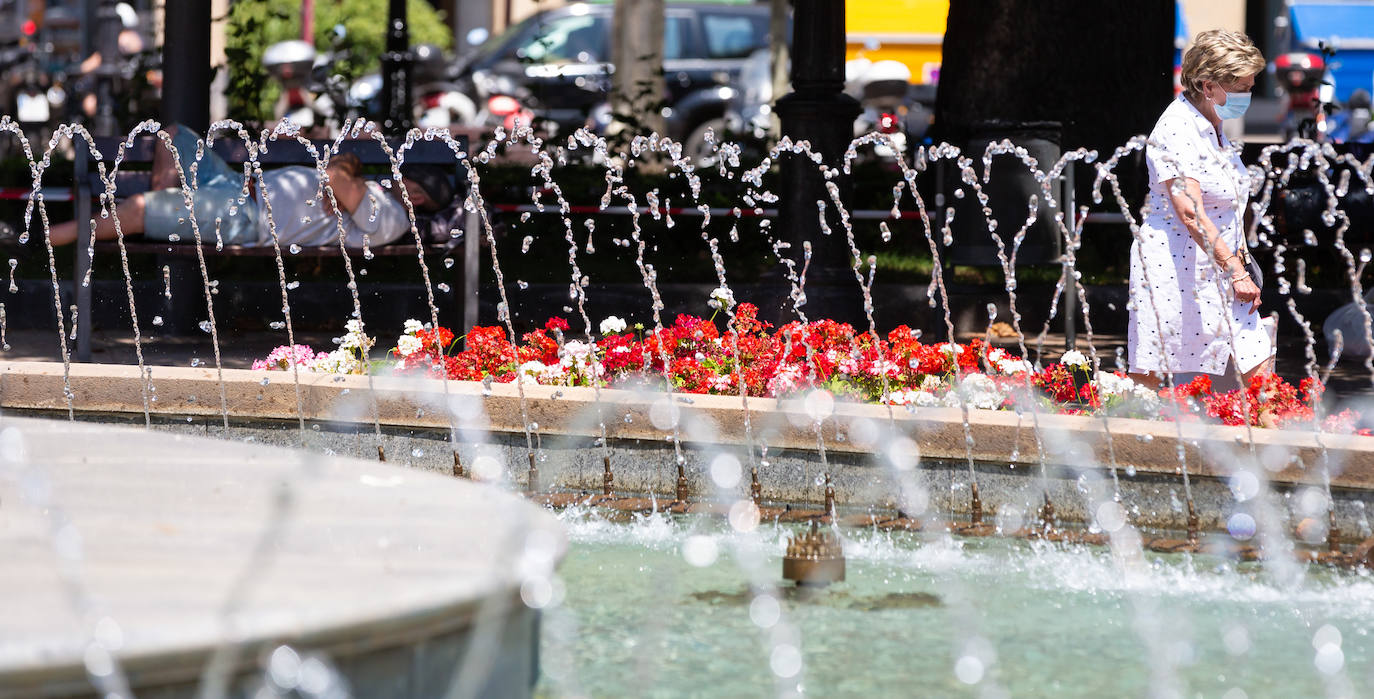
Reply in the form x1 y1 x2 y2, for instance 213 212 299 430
536 510 1374 698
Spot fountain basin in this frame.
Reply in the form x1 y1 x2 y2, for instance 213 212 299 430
541 512 1374 697
3 361 1374 534
0 415 563 697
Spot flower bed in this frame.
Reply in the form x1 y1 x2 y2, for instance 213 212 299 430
251 302 1364 435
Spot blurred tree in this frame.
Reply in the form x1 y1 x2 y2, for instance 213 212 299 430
224 0 451 125
934 0 1174 152
608 0 665 140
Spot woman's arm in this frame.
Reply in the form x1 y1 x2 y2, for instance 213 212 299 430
323 168 367 214
1164 176 1261 313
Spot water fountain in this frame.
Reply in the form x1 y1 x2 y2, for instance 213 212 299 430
1 116 1374 695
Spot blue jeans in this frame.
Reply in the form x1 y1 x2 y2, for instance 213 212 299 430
142 125 259 245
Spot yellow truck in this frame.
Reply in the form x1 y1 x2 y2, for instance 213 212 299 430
846 0 948 84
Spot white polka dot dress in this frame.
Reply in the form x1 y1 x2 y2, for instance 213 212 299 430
1128 96 1272 376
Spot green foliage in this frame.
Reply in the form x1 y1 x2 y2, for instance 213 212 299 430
224 0 452 125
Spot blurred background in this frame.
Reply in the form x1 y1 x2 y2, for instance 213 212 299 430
0 0 1368 159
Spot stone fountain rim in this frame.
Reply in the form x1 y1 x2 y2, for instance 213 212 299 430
0 413 564 693
3 360 1374 490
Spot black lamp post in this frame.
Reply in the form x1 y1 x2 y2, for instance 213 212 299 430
92 0 122 137
380 0 414 136
774 0 862 321
161 0 211 134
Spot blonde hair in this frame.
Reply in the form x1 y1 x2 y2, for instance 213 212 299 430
1181 30 1265 99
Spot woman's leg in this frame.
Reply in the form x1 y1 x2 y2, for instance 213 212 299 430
1128 372 1163 390
47 193 146 246
1240 356 1274 386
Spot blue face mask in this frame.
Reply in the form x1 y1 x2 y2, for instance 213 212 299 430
1214 91 1251 120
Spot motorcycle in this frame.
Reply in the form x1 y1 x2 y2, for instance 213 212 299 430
845 58 932 161
263 39 333 134
1273 51 1332 141
346 45 479 132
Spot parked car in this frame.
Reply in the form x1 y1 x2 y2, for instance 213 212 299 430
449 2 781 151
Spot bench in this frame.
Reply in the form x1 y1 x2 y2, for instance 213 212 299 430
70 133 482 361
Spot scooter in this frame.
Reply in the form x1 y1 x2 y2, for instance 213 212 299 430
347 46 478 131
1273 51 1332 141
846 58 928 160
263 39 330 133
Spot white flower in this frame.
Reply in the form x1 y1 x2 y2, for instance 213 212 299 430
1060 349 1088 368
920 375 944 392
562 340 592 359
519 360 548 383
403 319 425 334
1095 371 1161 411
914 390 941 407
996 357 1034 375
599 315 627 335
943 373 1008 410
345 319 365 334
397 335 423 357
708 286 735 310
314 347 363 375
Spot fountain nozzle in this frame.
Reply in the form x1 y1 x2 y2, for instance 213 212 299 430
782 519 845 586
970 481 984 525
377 446 386 462
527 452 539 494
1186 498 1200 545
1329 508 1341 554
675 464 689 505
824 473 836 518
452 451 465 479
750 467 761 506
1039 493 1055 532
602 455 614 496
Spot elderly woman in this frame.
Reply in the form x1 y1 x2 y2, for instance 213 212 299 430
1128 29 1273 388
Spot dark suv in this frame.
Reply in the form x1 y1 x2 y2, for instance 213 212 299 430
452 2 779 151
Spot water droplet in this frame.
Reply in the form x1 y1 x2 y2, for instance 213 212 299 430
289 244 302 255
198 320 212 333
152 315 163 326
269 321 285 330
437 283 451 293
286 281 300 290
444 258 455 269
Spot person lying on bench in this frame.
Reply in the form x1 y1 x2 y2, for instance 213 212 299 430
47 124 455 249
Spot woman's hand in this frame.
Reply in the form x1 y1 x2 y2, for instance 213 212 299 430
1233 275 1261 313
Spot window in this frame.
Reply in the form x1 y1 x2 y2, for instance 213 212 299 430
517 15 608 64
702 14 766 59
664 15 689 60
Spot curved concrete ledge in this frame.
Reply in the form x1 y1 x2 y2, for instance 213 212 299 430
0 414 563 698
3 361 1374 492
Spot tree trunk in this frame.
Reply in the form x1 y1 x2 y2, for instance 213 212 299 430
769 0 790 132
610 0 666 137
934 0 1174 152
